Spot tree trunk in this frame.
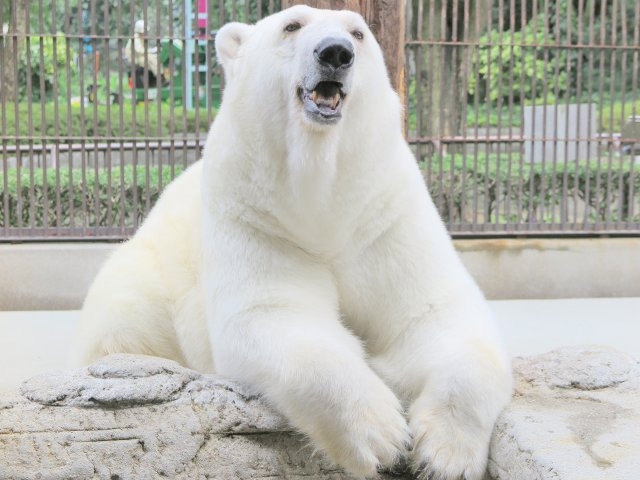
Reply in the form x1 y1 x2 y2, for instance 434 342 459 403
1 0 30 103
412 0 491 143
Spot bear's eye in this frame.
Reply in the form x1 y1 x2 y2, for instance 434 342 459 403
351 30 364 40
284 22 302 33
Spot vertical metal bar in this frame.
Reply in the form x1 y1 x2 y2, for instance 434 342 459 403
435 0 446 221
582 0 595 230
34 4 46 234
458 0 471 233
75 1 86 233
91 0 101 237
1 0 10 235
627 1 640 227
602 0 618 229
1 143 7 238
571 0 585 229
515 0 528 232
615 0 627 231
471 0 482 230
447 0 459 232
551 0 563 232
527 0 538 230
593 0 607 231
415 0 425 186
0 0 5 237
167 0 176 184
141 0 151 218
154 0 163 214
504 0 517 233
64 2 73 232
1 0 7 239
100 0 111 235
115 0 125 236
481 0 492 230
493 0 505 231
536 0 550 229
9 2 20 235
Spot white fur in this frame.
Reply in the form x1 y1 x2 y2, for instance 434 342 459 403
74 6 512 479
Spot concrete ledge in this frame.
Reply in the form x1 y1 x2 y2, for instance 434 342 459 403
457 237 640 300
1 238 640 310
2 347 638 479
0 243 114 311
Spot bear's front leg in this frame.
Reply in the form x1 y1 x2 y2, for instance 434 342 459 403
370 296 512 480
393 306 512 480
204 225 410 478
336 211 512 480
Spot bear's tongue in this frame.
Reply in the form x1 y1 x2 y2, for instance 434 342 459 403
310 81 341 111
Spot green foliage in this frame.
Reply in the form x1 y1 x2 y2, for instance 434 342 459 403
600 98 640 133
1 102 215 142
3 159 637 231
472 0 637 109
0 165 186 229
469 17 570 106
420 154 640 225
18 34 76 101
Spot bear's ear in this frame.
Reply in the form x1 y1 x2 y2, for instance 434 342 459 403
215 22 253 77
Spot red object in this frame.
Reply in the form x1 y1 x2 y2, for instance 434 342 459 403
197 0 207 38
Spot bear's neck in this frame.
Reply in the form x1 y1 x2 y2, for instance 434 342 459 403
284 122 340 212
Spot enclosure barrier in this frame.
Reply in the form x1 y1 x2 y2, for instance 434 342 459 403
1 0 639 240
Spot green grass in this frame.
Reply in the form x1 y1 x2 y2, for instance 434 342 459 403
1 102 215 142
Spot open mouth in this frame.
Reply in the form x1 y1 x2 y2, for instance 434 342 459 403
298 81 345 124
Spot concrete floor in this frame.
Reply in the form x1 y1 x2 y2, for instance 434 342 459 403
1 297 639 395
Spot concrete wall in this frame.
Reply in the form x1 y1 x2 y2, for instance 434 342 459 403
1 238 639 311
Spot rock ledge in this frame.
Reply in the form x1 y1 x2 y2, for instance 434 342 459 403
1 347 639 479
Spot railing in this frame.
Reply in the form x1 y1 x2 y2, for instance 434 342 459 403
1 0 639 241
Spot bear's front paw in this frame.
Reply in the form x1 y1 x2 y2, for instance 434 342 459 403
408 398 491 480
316 384 411 478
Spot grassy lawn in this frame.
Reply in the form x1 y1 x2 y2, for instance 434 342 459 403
1 102 215 142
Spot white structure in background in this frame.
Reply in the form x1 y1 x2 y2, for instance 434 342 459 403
184 0 212 110
524 103 598 163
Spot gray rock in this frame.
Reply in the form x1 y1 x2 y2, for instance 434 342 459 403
3 348 639 479
489 346 640 480
1 354 408 480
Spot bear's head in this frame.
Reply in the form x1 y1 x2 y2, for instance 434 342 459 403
214 5 396 131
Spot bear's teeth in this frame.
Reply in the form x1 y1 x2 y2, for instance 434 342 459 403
310 91 319 103
331 92 340 109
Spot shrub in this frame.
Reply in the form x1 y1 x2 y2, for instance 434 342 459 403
2 160 638 234
0 165 186 230
468 19 570 107
421 154 640 226
18 34 76 101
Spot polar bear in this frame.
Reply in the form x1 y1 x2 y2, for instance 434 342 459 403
74 5 512 480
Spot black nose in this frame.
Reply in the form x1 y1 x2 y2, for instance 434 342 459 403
314 37 354 70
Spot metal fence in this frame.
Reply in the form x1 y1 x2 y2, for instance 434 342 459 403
1 0 639 241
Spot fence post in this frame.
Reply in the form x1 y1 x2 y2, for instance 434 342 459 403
281 0 405 107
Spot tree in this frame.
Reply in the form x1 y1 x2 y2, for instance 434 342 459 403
1 0 31 103
409 0 492 142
